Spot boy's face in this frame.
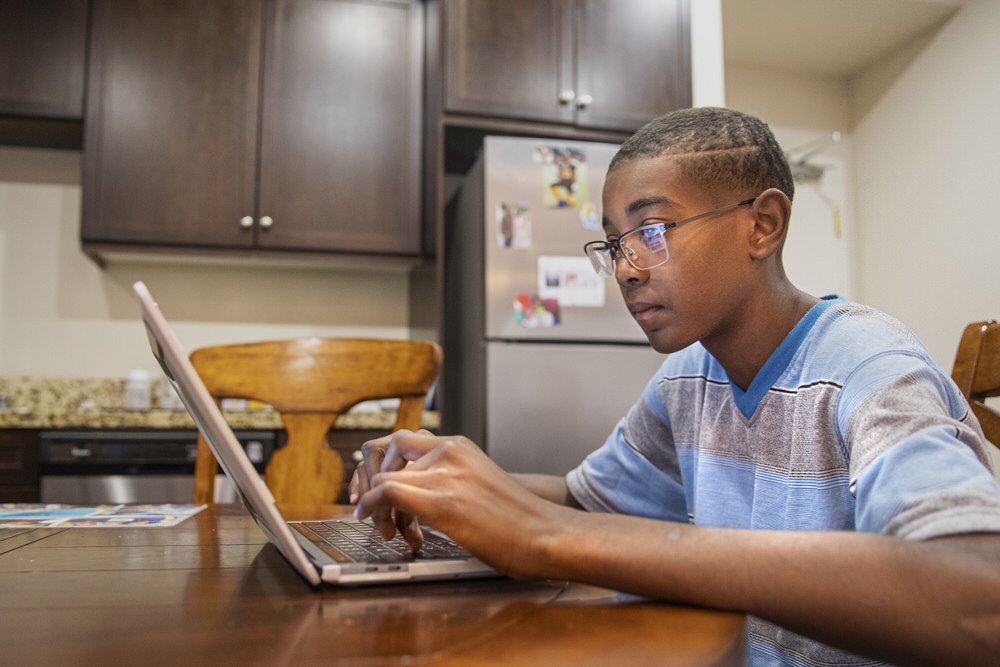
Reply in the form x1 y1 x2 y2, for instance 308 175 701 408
601 156 757 354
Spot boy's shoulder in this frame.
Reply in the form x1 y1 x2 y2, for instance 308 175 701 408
786 298 957 404
807 297 933 363
813 297 913 337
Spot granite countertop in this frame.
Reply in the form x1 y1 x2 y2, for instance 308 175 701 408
0 377 439 431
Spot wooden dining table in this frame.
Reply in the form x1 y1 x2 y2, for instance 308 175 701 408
0 503 746 665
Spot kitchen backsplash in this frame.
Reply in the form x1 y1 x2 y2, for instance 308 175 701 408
0 377 438 431
1 376 138 413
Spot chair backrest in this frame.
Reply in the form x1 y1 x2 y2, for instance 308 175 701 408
188 337 442 505
951 320 1000 448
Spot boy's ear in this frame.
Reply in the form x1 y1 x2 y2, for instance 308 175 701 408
747 188 791 260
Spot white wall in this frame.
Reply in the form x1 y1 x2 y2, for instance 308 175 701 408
849 0 1000 369
0 147 414 379
725 66 857 302
690 0 726 108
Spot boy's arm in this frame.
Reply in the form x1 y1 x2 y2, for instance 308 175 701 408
354 431 1000 665
541 511 1000 666
511 472 581 508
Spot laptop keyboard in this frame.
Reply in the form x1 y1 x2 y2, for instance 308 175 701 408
298 518 472 563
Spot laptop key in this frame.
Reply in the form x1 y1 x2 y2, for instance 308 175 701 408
300 519 471 563
302 520 413 563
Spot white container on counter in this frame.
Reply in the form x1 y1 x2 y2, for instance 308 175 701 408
125 369 151 410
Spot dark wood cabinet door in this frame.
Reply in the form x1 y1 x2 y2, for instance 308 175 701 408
0 0 87 119
0 430 40 503
82 0 262 249
574 0 691 131
257 0 423 255
443 0 574 125
441 0 690 133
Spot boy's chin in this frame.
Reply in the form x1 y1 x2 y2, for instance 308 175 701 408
643 330 686 355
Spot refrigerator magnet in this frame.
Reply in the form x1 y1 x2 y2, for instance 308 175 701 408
496 201 532 248
537 255 605 307
514 293 560 328
538 145 588 209
580 201 599 230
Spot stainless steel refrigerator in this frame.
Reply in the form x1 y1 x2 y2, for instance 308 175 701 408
442 135 664 475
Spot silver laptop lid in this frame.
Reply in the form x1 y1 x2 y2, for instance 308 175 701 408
133 281 321 585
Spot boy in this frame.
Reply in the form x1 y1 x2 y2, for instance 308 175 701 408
353 107 1000 665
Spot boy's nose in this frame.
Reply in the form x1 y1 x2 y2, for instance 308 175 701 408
615 255 648 285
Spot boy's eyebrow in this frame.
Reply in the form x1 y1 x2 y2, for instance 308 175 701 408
602 195 681 231
626 195 679 216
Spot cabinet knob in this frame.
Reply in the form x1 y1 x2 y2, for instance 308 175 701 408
239 216 254 229
558 90 576 105
259 216 274 228
577 94 594 109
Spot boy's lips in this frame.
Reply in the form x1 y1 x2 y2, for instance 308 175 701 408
628 301 663 322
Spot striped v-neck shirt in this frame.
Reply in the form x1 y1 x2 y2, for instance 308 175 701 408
567 297 1000 666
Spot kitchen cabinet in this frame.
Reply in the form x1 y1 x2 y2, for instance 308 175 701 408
442 0 691 132
82 0 423 259
0 430 40 503
0 0 88 149
0 0 87 120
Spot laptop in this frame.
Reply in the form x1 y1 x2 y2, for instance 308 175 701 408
133 280 498 586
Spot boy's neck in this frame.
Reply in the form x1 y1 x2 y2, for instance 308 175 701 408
707 287 819 391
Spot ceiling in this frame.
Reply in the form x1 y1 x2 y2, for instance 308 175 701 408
720 0 963 78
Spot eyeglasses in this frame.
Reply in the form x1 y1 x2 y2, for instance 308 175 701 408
583 198 756 277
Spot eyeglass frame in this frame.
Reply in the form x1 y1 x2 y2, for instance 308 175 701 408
583 197 757 277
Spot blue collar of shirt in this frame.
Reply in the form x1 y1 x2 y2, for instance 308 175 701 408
729 295 842 419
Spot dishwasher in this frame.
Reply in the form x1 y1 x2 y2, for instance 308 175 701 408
39 430 275 504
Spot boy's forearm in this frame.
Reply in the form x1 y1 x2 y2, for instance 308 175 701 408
532 511 1000 665
511 473 581 508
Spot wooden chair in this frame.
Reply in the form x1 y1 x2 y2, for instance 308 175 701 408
188 337 442 505
951 320 1000 448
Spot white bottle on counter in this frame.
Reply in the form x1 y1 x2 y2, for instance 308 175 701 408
125 369 151 410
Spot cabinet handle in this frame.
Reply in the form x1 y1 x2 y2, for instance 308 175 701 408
239 216 254 229
558 90 576 105
259 216 274 228
577 94 594 109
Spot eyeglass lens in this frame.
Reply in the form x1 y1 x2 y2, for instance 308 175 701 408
624 226 667 267
587 246 615 276
586 225 669 277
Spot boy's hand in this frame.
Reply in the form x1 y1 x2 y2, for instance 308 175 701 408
349 429 430 551
351 429 564 578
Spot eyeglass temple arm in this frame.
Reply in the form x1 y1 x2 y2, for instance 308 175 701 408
672 198 757 230
583 197 756 254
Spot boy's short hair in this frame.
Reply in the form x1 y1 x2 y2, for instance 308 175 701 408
610 107 795 203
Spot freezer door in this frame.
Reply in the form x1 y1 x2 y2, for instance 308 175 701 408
482 135 648 343
485 342 663 475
